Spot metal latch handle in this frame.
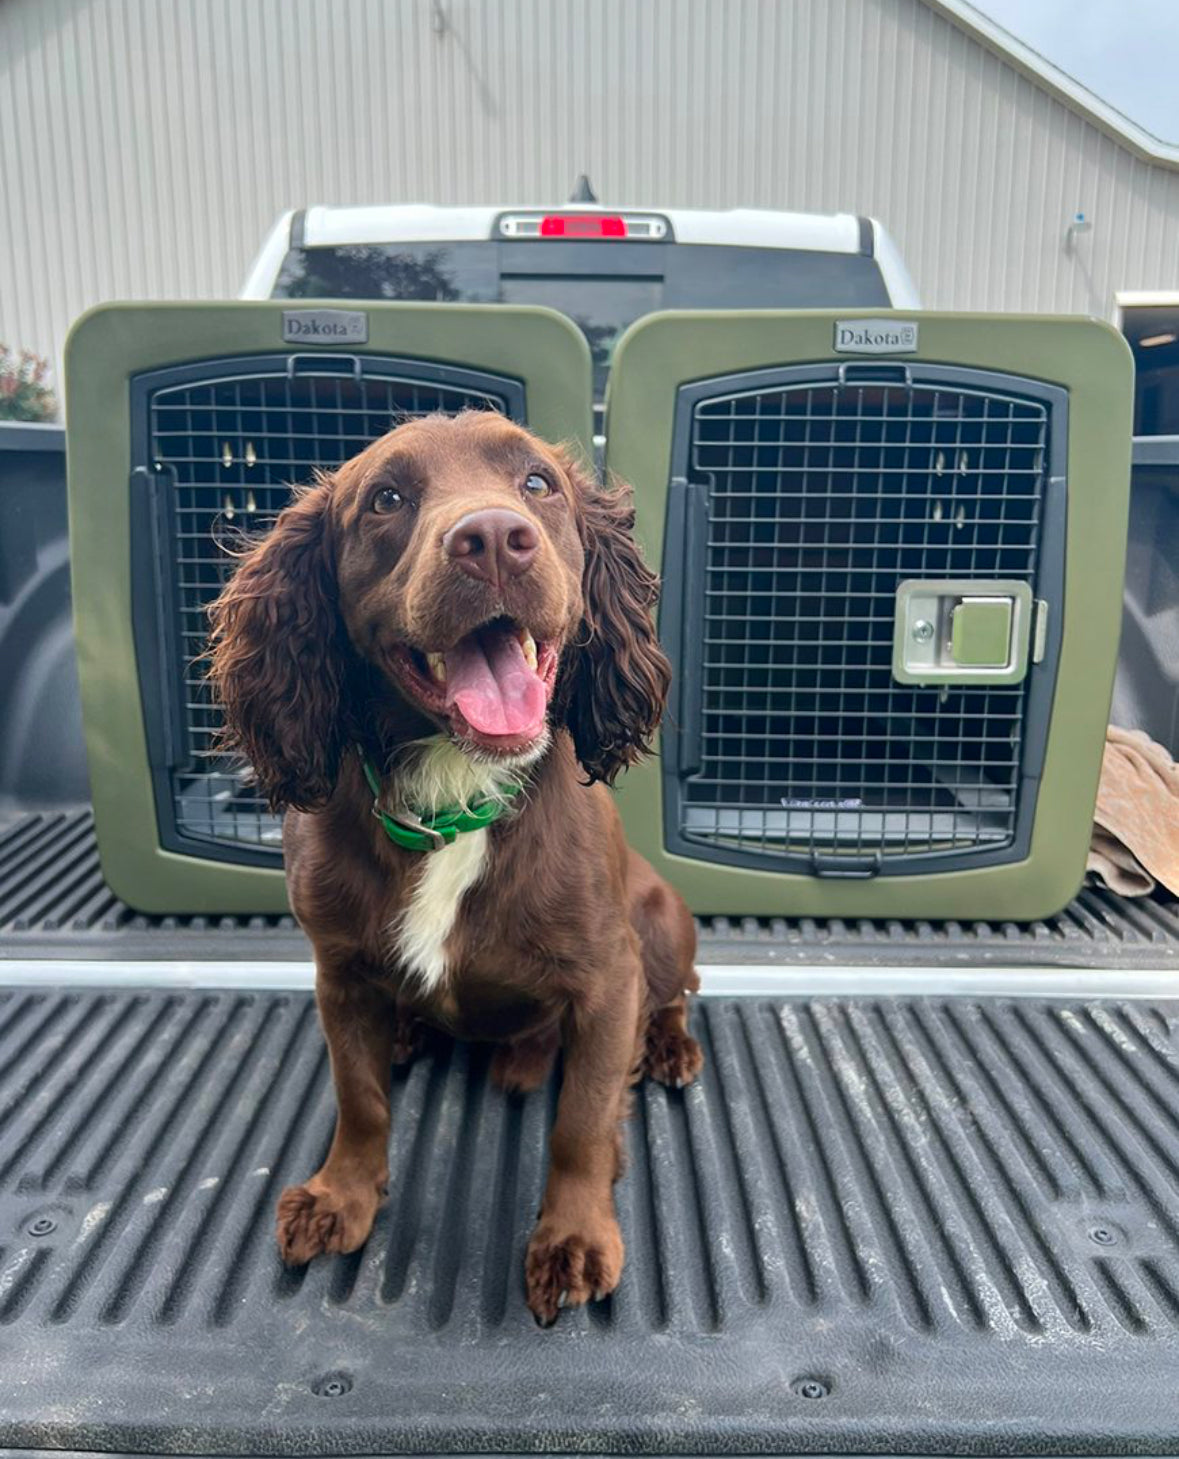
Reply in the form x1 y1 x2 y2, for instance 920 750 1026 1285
893 579 1036 687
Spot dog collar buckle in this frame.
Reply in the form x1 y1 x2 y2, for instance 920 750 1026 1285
377 802 450 852
359 747 521 853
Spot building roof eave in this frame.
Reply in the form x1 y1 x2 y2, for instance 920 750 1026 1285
925 0 1179 169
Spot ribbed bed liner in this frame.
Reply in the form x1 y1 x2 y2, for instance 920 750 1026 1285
0 986 1177 1455
5 809 1179 968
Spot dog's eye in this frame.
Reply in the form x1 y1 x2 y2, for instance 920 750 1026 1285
371 486 404 514
523 472 552 498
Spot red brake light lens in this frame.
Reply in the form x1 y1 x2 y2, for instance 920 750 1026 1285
538 214 628 238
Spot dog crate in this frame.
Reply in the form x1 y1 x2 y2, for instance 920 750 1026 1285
66 302 592 913
607 311 1133 920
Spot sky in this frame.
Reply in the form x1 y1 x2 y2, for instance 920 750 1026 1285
972 0 1179 143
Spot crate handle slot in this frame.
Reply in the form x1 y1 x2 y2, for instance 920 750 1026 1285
837 361 912 386
810 852 882 879
285 354 363 380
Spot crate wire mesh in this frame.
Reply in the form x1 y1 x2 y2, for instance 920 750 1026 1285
680 374 1049 865
147 367 510 852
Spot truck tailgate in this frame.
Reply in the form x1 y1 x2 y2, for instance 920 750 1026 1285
0 985 1177 1455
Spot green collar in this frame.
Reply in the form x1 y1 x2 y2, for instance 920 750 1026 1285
360 751 522 853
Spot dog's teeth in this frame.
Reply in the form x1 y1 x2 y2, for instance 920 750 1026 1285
426 652 446 684
519 630 538 671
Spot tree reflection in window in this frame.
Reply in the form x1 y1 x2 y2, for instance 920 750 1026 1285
276 246 462 302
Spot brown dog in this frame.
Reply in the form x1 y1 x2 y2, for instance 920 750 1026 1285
208 410 702 1323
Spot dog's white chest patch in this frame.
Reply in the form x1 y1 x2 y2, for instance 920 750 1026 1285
383 735 533 993
393 828 489 993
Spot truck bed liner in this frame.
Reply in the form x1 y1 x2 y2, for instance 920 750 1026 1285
4 809 1179 969
0 985 1177 1455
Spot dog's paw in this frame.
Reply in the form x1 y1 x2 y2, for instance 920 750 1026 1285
275 1180 381 1266
644 1026 704 1089
525 1211 624 1325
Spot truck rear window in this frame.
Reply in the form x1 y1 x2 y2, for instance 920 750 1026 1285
273 241 891 401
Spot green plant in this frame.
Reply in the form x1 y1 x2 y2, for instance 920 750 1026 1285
0 344 58 422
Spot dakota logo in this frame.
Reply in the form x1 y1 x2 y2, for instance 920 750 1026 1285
833 318 919 355
782 797 864 811
282 309 369 344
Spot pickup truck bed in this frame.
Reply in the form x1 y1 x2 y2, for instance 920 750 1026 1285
1 982 1178 1455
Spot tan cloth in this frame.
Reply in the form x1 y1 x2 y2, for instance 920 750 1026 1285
1087 726 1179 897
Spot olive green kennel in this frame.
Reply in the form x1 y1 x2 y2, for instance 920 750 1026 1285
65 301 593 914
608 311 1133 921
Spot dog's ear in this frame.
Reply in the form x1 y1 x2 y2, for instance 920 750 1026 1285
207 478 352 811
557 448 672 785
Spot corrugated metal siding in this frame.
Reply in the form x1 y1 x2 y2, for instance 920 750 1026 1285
3 0 1179 383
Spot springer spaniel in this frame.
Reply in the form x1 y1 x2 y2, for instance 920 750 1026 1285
208 410 703 1323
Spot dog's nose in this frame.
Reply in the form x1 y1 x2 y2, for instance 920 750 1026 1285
442 509 539 587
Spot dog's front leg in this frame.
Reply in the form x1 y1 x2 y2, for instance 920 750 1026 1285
526 947 641 1324
277 963 396 1265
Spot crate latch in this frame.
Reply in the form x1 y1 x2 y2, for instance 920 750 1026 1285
893 579 1035 686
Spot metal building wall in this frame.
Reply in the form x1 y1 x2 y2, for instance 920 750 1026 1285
3 0 1178 380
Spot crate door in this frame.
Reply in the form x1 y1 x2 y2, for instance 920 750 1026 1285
131 356 526 864
607 326 1067 881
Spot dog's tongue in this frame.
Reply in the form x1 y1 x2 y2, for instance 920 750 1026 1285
444 627 546 738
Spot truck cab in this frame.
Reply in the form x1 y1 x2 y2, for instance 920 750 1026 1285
243 200 920 439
